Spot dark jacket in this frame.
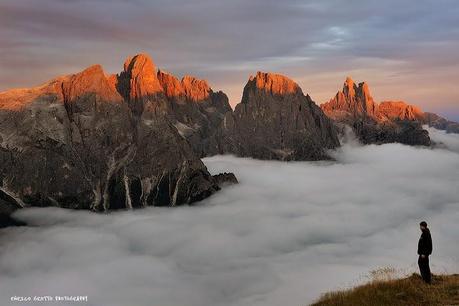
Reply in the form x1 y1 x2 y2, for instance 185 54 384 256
417 228 432 256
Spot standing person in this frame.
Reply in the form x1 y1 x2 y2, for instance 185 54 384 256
417 221 433 284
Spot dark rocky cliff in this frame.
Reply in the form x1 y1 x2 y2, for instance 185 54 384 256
217 72 340 160
0 55 233 217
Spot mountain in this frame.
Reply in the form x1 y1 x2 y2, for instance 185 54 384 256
321 77 431 146
217 72 340 160
321 77 378 120
0 54 235 219
111 54 232 157
3 54 456 221
422 112 459 133
378 101 424 121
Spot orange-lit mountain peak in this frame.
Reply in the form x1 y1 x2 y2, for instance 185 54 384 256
344 76 355 88
0 76 70 111
121 53 163 100
181 75 211 101
157 70 185 99
378 100 424 121
322 77 377 119
62 64 123 103
343 76 356 97
358 82 372 98
249 71 302 95
123 53 156 74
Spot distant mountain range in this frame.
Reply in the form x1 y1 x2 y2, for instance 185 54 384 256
321 76 458 144
0 53 457 220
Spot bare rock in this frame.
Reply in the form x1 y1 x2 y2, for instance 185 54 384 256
321 77 431 146
422 112 459 133
322 76 378 120
378 101 424 121
0 58 223 213
212 172 238 187
217 72 340 160
181 75 211 102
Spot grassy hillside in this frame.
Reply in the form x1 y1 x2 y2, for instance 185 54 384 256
311 274 459 306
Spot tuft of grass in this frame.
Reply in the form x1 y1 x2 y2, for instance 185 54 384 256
311 274 459 306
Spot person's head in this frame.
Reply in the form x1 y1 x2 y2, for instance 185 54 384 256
420 221 428 231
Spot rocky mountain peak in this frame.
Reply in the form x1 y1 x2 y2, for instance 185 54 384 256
359 82 371 98
378 101 424 121
157 72 212 102
321 77 431 146
223 71 339 160
120 53 163 103
247 72 302 96
123 53 156 77
157 70 185 99
322 77 377 119
181 75 211 101
343 76 356 97
0 53 235 214
62 64 123 104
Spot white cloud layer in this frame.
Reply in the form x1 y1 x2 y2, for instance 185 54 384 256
1 129 459 306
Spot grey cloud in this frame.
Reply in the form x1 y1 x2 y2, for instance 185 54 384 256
1 129 458 306
0 0 458 116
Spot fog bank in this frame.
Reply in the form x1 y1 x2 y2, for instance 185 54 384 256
1 128 458 306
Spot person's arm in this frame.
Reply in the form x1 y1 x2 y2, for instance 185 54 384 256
417 237 421 255
427 233 432 255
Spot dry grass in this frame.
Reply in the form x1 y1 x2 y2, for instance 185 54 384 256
311 273 459 306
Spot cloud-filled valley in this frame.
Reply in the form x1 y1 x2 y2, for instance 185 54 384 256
0 129 458 306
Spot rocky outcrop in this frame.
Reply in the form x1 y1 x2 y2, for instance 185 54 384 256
321 77 378 119
321 77 431 146
217 72 340 160
181 75 211 102
0 55 234 214
422 112 459 133
378 101 424 121
108 54 232 157
212 172 238 187
0 185 25 227
153 69 232 156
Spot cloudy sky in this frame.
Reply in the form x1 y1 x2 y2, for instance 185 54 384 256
1 128 458 306
1 0 458 120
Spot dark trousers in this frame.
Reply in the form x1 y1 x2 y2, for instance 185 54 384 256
418 255 431 284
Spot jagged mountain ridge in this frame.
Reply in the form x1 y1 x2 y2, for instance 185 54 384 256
1 54 458 222
111 54 233 156
0 54 236 220
321 77 433 145
321 76 458 132
217 72 340 160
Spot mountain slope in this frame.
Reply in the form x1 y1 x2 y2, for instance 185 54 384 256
0 54 233 216
311 274 459 306
321 77 431 146
218 72 340 160
112 53 232 157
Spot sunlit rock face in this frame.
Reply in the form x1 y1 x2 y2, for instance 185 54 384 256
0 55 232 213
181 75 211 102
321 77 431 146
378 101 424 121
103 54 232 158
157 70 185 99
322 77 378 120
154 69 232 157
121 54 163 100
218 72 340 160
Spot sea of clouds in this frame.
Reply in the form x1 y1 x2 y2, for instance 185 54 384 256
1 128 458 306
